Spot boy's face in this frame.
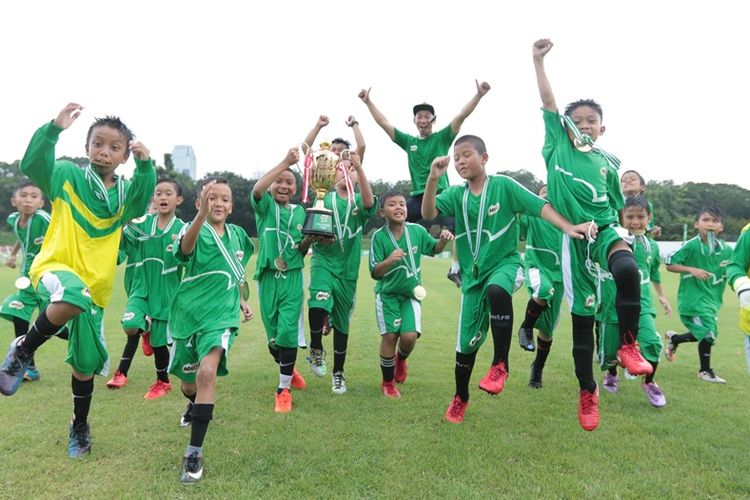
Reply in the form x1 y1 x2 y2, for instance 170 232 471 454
86 125 129 177
413 111 435 137
330 142 348 155
11 185 44 215
566 105 605 143
620 172 645 196
621 206 650 236
694 212 723 239
153 182 183 217
453 142 488 181
380 195 407 223
196 183 233 224
270 170 297 205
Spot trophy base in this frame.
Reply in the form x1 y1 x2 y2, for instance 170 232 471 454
302 207 335 237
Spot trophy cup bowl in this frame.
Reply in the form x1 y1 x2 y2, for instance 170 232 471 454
302 142 339 237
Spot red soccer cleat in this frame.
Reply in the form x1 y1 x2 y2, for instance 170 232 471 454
394 353 408 384
106 370 128 389
381 380 401 398
291 368 307 390
478 361 508 395
275 388 293 413
444 395 469 423
578 387 600 431
617 343 653 376
141 331 154 357
144 380 172 400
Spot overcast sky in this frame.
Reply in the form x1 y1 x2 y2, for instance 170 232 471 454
2 1 747 190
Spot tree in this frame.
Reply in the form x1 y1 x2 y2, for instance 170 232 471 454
163 153 174 172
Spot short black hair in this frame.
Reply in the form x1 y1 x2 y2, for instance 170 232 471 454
696 205 724 222
564 99 604 121
454 135 487 155
623 195 650 214
621 170 646 186
14 179 40 194
156 177 183 197
85 116 135 159
331 137 352 149
380 191 405 208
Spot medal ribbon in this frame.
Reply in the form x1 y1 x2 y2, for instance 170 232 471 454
462 176 489 272
386 224 420 284
301 153 313 204
275 202 294 258
562 115 621 170
332 191 352 248
206 224 245 285
85 165 125 214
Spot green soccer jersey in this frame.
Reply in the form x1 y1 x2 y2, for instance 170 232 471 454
123 213 185 320
727 222 750 288
542 109 623 226
311 192 377 280
369 223 437 295
667 235 732 317
597 235 662 323
518 212 562 283
169 222 253 339
7 210 50 277
251 191 306 279
393 125 456 195
435 175 547 291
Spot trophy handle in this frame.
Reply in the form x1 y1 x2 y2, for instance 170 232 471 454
300 142 311 156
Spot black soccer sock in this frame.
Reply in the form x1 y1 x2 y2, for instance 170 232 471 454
189 403 214 449
533 337 553 369
308 307 326 351
12 317 35 368
278 347 297 377
72 376 94 427
698 340 712 372
56 326 69 340
608 366 618 376
380 355 395 382
455 351 477 402
571 314 596 393
20 309 65 354
333 330 348 373
671 332 696 345
487 285 513 367
521 298 547 329
153 345 170 382
268 345 280 364
117 334 140 376
609 250 641 344
645 361 658 383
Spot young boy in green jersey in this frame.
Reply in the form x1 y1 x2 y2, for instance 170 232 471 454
533 38 653 430
665 206 732 383
168 178 253 484
370 192 453 398
107 178 185 400
252 147 320 413
515 185 564 389
727 222 750 374
302 115 375 393
0 103 156 458
421 135 591 425
0 180 59 381
359 81 491 288
620 170 661 238
597 197 672 407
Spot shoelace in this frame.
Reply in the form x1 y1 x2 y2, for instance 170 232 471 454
580 393 596 413
489 364 505 381
334 375 343 389
186 454 202 472
448 398 465 417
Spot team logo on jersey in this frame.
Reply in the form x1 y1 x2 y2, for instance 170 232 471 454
411 246 418 254
393 318 402 327
720 260 730 267
82 288 91 298
182 363 199 374
410 145 418 152
132 214 148 223
468 331 483 347
297 224 303 231
316 292 330 301
647 255 653 265
236 250 244 260
351 207 359 216
487 203 499 216
585 294 596 308
34 236 44 245
8 300 24 310
166 244 174 252
122 312 135 321
600 167 607 177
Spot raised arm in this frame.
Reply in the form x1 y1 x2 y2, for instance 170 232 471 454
346 115 366 160
449 80 491 134
252 147 299 200
349 151 374 209
421 156 450 220
358 88 395 141
532 39 557 112
180 181 214 256
303 115 329 150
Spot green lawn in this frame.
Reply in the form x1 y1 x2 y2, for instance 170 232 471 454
1 259 749 498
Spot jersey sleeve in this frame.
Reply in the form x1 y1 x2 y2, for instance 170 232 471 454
120 158 157 222
238 227 255 266
503 176 547 217
173 223 195 263
666 240 692 266
541 109 564 170
19 121 64 197
358 193 378 222
6 213 17 230
727 224 750 287
251 190 272 216
606 167 625 212
435 185 459 217
393 128 409 151
650 239 662 284
415 224 438 256
369 230 386 279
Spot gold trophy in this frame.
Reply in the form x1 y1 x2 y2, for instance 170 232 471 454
300 142 349 237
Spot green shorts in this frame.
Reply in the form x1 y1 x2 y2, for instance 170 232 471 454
561 226 627 316
456 263 524 354
36 271 108 376
149 319 170 348
121 296 149 331
375 293 422 335
168 328 237 383
0 286 40 323
308 267 357 334
535 284 564 338
257 268 306 349
598 313 662 368
680 314 718 345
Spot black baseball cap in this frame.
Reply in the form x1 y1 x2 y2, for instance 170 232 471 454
413 103 435 116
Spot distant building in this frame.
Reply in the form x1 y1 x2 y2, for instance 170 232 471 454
172 145 197 179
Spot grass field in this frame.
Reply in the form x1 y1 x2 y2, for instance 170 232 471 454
1 258 749 498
